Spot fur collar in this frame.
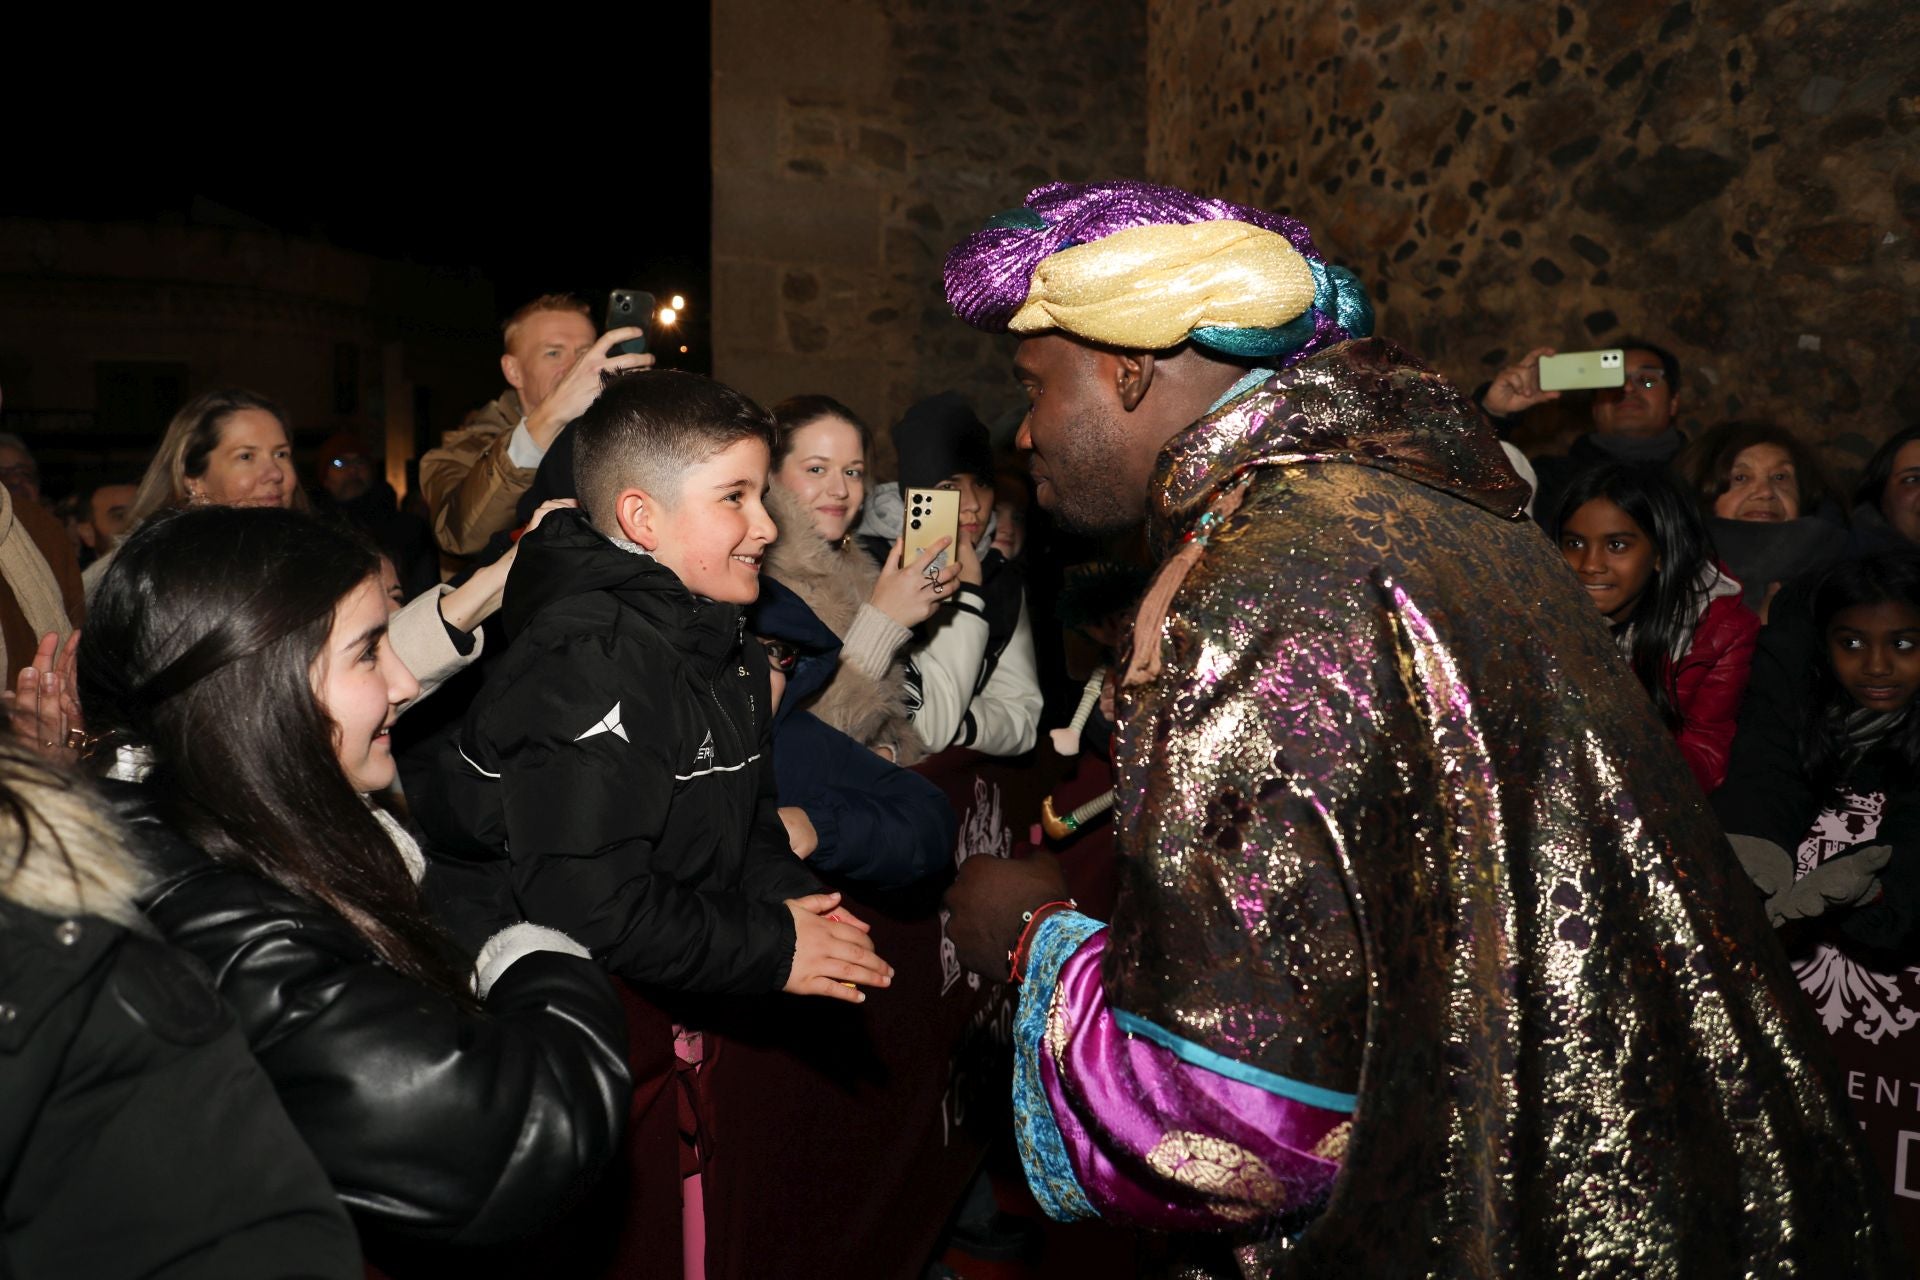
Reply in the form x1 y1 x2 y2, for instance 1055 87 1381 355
765 484 880 635
764 485 926 764
0 754 148 928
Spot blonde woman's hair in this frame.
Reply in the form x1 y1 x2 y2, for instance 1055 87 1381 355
126 389 308 528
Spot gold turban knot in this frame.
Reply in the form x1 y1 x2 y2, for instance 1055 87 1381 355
1006 220 1318 350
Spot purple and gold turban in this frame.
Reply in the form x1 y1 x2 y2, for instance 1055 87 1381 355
943 180 1372 366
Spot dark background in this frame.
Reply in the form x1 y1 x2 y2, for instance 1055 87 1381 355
4 26 713 333
0 24 715 499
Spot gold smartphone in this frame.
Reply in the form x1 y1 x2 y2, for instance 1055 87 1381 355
902 487 960 572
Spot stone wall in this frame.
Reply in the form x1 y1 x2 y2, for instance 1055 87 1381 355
711 0 1147 453
1146 0 1918 470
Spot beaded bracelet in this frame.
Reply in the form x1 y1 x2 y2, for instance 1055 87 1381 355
1007 899 1079 983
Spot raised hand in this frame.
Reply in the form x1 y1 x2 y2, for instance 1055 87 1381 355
524 330 656 449
1482 346 1562 418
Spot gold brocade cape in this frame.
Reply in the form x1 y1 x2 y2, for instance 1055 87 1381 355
1106 338 1899 1276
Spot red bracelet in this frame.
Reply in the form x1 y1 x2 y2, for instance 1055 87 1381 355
1007 899 1079 983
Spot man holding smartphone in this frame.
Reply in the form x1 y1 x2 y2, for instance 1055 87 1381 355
1479 340 1684 525
420 293 652 557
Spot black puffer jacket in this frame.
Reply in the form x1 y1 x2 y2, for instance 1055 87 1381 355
2 765 359 1278
116 785 632 1247
417 508 822 993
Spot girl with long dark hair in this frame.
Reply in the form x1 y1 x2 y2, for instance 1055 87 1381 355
76 506 631 1250
1553 463 1759 791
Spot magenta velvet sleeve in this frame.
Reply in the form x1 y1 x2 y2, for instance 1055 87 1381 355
1012 912 1351 1229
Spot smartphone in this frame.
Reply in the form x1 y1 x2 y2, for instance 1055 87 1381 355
902 487 960 572
604 289 653 358
1538 349 1624 392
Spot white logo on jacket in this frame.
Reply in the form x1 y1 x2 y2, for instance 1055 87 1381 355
575 702 629 743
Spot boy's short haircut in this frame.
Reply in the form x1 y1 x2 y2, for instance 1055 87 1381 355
572 371 779 533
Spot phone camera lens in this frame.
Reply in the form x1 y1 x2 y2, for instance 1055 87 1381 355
910 518 922 529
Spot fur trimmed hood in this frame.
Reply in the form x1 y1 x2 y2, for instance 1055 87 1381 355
0 748 148 928
764 484 926 765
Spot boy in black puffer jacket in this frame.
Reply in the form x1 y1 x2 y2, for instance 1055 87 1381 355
422 372 891 1003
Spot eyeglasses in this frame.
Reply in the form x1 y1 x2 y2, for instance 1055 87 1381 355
1620 371 1667 392
758 638 800 674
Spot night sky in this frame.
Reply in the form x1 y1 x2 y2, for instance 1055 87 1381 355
3 22 713 326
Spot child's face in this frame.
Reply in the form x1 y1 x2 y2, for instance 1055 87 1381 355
1828 601 1920 715
935 472 996 546
1559 497 1660 624
650 437 777 604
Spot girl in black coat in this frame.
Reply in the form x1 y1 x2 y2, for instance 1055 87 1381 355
1719 552 1920 949
0 738 360 1278
75 507 632 1250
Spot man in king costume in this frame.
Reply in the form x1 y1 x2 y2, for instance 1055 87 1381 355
941 180 1899 1277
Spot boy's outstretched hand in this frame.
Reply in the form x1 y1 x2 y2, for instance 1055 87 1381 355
784 892 892 1003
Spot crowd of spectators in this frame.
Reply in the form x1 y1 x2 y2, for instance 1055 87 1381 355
1 295 1915 1275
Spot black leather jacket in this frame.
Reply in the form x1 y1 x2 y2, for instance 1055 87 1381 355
113 784 632 1246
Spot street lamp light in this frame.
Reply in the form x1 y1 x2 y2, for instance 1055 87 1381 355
670 294 686 311
658 307 678 325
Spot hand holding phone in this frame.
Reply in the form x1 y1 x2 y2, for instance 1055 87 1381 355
523 323 652 448
869 511 961 629
1537 348 1625 392
1482 346 1562 417
604 289 654 358
902 487 960 572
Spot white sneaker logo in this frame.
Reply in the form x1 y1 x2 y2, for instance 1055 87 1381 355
575 701 629 743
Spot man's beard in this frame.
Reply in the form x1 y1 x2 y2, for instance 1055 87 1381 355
1043 404 1147 536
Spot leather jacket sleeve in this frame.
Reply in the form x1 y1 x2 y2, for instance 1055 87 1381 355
139 842 631 1246
1673 595 1760 794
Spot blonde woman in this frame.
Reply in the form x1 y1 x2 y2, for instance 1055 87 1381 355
86 388 305 600
50 393 557 758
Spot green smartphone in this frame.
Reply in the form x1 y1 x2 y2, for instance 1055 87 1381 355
1538 349 1625 392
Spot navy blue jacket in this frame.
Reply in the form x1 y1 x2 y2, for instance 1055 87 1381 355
753 577 956 889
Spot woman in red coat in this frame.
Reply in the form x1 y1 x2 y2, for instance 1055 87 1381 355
1555 463 1759 792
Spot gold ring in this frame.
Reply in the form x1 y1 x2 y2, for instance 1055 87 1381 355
64 728 88 750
